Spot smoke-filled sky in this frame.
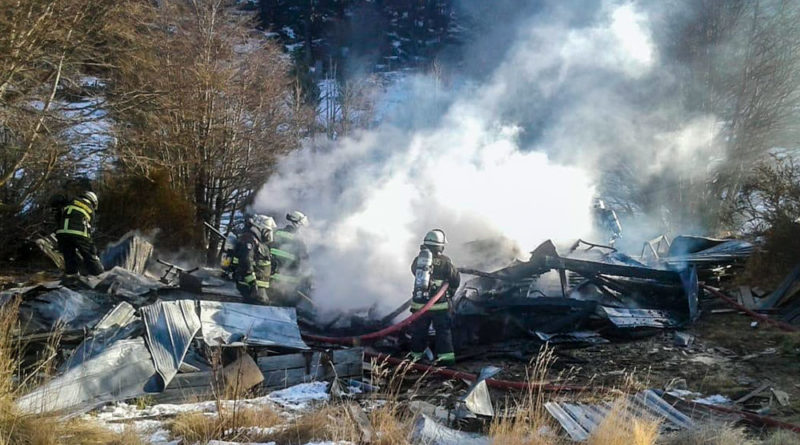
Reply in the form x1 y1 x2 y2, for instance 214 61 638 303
255 0 722 314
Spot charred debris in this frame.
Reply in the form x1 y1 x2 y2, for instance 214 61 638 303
3 231 800 440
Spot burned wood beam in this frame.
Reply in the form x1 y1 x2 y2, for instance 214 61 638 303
544 256 681 283
458 268 521 281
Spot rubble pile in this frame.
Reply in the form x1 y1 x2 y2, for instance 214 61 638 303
2 232 800 442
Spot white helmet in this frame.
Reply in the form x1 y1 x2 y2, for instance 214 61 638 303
286 210 308 227
423 229 447 251
82 191 99 209
250 214 276 242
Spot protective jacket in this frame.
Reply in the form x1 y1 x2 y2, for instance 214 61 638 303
271 225 308 269
56 198 95 238
233 229 272 292
410 252 460 311
270 225 309 288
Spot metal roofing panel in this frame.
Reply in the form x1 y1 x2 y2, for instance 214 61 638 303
199 301 309 350
141 300 201 388
545 390 695 442
17 338 159 415
63 302 142 371
601 306 682 328
411 414 490 445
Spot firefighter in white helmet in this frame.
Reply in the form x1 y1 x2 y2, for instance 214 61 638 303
270 210 311 306
54 190 104 276
233 214 275 305
408 229 460 365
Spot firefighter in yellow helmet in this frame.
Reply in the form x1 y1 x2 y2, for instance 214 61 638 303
408 229 460 365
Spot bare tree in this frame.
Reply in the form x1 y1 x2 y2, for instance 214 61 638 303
108 0 311 262
0 0 116 213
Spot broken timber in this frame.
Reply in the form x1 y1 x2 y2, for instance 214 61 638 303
544 256 681 282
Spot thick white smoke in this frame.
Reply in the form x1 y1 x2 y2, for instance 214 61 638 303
255 1 718 313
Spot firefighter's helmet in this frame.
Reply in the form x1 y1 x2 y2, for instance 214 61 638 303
423 229 447 253
250 214 276 243
82 191 99 209
286 210 308 227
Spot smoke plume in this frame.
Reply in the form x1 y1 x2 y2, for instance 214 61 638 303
255 0 722 313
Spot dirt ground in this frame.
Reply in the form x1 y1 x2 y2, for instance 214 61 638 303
447 310 800 425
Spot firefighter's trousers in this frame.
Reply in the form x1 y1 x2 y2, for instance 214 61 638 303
236 283 270 306
409 309 455 364
56 233 104 276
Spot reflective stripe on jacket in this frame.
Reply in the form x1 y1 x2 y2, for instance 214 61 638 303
55 199 94 238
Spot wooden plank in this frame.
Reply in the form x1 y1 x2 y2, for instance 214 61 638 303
169 371 215 388
257 348 363 372
157 348 363 400
261 361 361 389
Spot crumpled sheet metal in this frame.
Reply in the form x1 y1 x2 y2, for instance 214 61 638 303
601 306 682 328
100 233 153 275
662 239 754 265
17 337 159 414
63 302 141 371
199 301 309 349
141 300 201 388
545 390 695 442
411 413 490 445
22 287 101 331
94 266 164 298
463 380 494 417
535 330 610 345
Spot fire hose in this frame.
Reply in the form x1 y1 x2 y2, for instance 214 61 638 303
367 352 800 433
701 284 799 332
365 351 590 392
301 283 450 345
301 283 800 431
691 398 800 433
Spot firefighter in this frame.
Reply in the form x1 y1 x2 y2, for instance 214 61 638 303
593 198 622 246
270 210 310 305
55 190 104 277
233 214 275 305
408 229 460 365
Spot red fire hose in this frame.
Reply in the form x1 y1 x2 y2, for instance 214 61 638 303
365 351 590 392
302 283 450 346
701 284 799 332
369 353 800 433
691 399 800 433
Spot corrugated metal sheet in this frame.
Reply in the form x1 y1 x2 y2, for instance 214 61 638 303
141 300 201 388
601 307 682 328
95 301 136 330
100 233 154 275
63 302 141 371
17 338 159 414
545 390 695 441
411 414 490 445
199 301 308 350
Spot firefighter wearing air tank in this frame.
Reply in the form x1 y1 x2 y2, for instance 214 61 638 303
409 229 461 365
233 214 275 305
55 190 104 277
270 210 310 306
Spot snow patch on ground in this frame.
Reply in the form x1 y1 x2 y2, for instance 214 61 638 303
694 394 732 406
89 383 331 444
268 382 330 410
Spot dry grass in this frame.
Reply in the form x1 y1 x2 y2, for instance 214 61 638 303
660 422 755 445
169 405 282 443
587 399 661 445
0 298 146 445
488 347 566 445
762 429 800 445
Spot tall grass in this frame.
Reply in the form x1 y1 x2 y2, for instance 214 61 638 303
0 297 142 445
